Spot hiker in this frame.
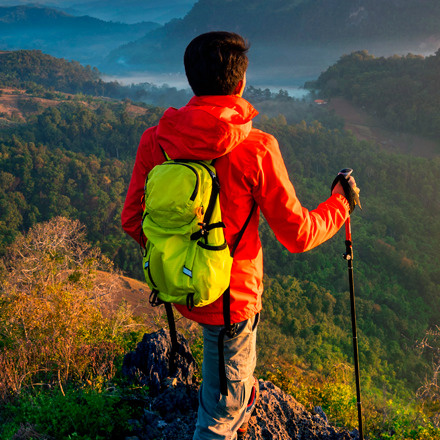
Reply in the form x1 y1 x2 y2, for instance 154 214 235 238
121 31 359 440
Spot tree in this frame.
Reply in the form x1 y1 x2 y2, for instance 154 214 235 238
0 217 136 400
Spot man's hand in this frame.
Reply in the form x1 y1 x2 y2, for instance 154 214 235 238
331 169 362 213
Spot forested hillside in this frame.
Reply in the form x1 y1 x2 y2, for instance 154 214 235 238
308 50 440 142
0 50 101 93
0 50 192 107
1 80 439 391
1 51 440 439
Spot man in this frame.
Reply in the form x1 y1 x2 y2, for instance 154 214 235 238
122 31 358 440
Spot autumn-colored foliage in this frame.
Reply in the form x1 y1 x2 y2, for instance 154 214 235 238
0 217 137 400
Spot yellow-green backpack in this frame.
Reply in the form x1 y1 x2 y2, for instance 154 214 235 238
141 156 232 310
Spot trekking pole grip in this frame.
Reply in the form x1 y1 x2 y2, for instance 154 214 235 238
331 168 362 213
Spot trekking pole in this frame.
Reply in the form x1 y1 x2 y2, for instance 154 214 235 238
343 217 364 440
338 168 364 440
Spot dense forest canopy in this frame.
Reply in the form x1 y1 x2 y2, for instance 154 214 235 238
308 49 440 142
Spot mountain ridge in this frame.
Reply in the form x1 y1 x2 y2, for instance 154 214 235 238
0 5 160 64
103 0 440 79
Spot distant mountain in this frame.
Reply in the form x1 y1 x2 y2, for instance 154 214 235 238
0 0 196 24
62 0 196 24
103 0 440 82
0 5 160 64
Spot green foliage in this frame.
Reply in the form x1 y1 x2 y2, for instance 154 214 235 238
0 50 100 94
310 50 440 141
13 100 162 160
265 365 440 440
0 387 137 440
252 115 440 437
265 364 360 428
189 334 204 382
256 118 440 392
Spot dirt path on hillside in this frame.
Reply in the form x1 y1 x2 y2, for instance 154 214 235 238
328 97 439 158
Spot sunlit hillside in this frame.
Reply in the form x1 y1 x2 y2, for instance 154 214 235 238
0 47 439 439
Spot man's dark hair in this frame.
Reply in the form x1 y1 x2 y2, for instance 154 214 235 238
184 31 249 96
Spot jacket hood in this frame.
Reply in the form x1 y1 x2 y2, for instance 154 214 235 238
156 95 258 161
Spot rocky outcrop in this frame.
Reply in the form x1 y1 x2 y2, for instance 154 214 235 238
122 329 359 440
122 329 197 396
248 381 354 440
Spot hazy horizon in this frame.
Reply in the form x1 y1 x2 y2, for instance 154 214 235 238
0 0 197 24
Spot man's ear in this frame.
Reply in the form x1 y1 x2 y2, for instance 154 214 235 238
233 74 246 97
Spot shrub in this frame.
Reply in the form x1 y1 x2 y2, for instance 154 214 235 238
0 217 143 400
0 387 136 439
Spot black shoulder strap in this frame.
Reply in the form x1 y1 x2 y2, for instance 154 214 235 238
198 162 220 227
230 201 257 258
190 162 221 241
219 201 257 396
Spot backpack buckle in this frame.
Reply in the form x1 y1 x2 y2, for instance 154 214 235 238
198 222 208 235
149 289 163 307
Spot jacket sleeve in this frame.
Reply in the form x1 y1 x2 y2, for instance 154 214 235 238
121 128 156 245
252 136 350 253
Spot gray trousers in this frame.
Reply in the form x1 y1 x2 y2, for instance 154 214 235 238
193 315 259 440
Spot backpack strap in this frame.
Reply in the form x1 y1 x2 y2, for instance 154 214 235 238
218 201 257 396
165 302 178 376
190 161 222 242
230 202 257 258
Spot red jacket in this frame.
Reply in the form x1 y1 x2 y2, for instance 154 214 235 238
121 95 349 325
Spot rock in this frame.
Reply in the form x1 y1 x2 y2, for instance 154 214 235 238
247 381 353 440
122 328 198 396
313 405 329 423
152 382 199 422
122 330 358 440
